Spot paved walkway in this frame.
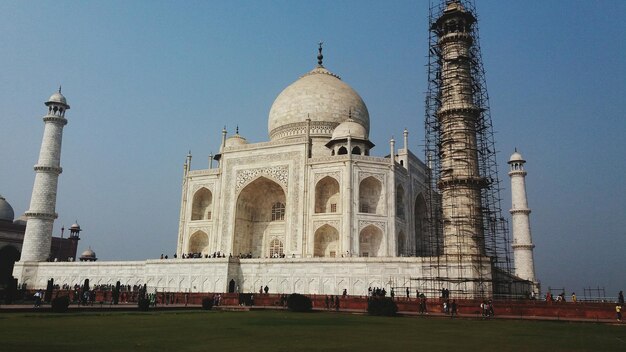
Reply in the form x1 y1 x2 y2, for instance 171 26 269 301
0 303 622 325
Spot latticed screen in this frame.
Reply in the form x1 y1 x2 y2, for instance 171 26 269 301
271 202 285 221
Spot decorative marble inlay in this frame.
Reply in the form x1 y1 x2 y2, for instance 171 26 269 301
313 220 340 231
359 172 384 183
235 166 289 192
358 220 386 232
314 171 340 184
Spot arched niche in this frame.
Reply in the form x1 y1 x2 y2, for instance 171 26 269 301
359 225 383 257
315 176 340 213
191 187 213 220
396 185 406 220
188 230 209 254
397 231 406 256
359 176 383 214
313 225 339 258
414 192 430 256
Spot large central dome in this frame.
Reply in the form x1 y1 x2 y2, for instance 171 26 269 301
268 66 370 141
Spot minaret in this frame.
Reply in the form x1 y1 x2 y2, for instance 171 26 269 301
508 150 536 284
21 88 70 262
433 1 484 255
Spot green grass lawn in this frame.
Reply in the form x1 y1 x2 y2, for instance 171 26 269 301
0 310 624 352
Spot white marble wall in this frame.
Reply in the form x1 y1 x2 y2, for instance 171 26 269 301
14 257 495 298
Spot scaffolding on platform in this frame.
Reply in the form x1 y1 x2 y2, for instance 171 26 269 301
414 0 518 299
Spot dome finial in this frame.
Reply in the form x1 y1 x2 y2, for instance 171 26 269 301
58 85 62 93
236 125 239 134
317 41 324 67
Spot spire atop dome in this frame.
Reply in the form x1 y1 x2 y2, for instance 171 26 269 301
317 41 324 67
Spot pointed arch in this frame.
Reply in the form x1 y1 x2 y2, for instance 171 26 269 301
188 230 209 254
338 146 348 155
414 192 429 256
191 187 213 220
233 176 286 257
359 225 383 257
351 146 361 155
359 176 383 214
315 176 340 213
396 185 406 220
313 224 339 257
397 230 406 256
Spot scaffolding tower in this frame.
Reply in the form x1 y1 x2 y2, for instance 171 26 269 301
418 0 515 298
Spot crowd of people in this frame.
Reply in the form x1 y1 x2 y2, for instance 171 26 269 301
159 252 293 260
21 278 624 322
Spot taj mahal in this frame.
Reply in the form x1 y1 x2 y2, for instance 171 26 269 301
7 1 537 298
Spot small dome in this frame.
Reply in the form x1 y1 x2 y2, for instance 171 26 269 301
0 194 15 222
13 214 28 226
80 247 97 261
46 89 69 107
509 151 525 163
224 133 248 148
268 66 369 140
81 248 95 257
70 223 81 231
331 119 368 140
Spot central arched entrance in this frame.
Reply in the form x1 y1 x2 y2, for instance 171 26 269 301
233 176 286 258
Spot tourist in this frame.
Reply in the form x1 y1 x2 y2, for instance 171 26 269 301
619 291 624 305
33 290 43 307
451 300 457 318
342 288 347 297
264 285 269 294
406 287 410 299
480 301 486 317
616 303 622 322
571 292 577 303
325 295 330 310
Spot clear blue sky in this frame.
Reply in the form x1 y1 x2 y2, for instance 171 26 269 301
1 0 624 297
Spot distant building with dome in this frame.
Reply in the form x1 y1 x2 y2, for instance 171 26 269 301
0 194 80 288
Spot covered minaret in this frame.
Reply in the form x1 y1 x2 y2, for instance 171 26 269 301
20 88 70 262
433 1 485 256
508 150 537 284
